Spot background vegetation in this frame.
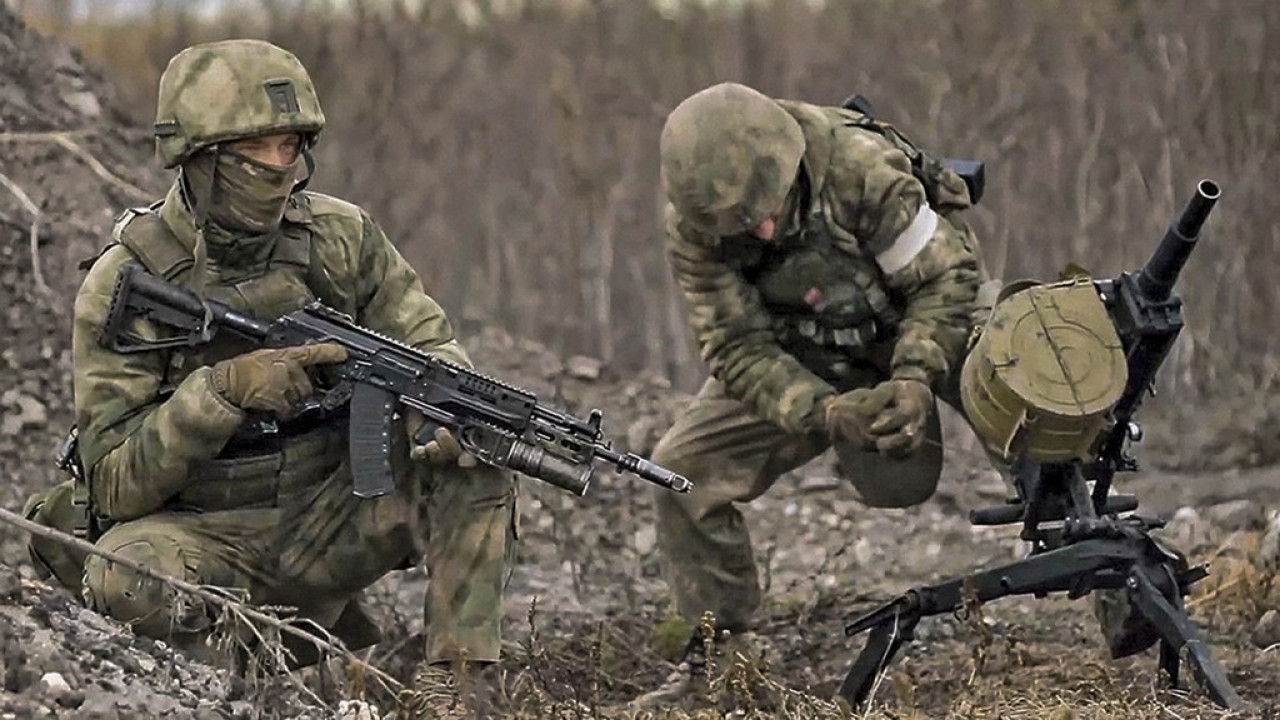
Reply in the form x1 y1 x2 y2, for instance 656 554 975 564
20 0 1280 432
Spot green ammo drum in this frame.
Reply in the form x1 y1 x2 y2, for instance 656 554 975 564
960 276 1128 462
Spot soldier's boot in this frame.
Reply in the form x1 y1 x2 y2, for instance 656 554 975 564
408 661 500 719
335 699 381 720
629 633 710 709
631 627 774 709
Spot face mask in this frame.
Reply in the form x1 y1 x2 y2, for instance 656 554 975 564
184 148 301 234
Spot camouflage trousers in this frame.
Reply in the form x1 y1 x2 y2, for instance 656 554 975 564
653 376 963 631
65 426 515 666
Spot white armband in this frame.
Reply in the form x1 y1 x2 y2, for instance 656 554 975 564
875 204 937 274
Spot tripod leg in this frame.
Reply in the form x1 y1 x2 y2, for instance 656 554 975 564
1130 567 1245 710
1158 638 1179 689
838 612 916 711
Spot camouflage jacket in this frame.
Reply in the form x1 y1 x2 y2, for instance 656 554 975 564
666 99 983 434
74 180 468 521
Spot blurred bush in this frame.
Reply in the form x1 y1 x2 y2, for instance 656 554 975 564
22 0 1280 405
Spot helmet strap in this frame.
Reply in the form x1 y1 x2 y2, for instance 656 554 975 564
294 148 316 192
186 143 220 297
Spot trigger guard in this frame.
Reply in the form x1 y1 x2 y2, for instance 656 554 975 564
452 424 495 463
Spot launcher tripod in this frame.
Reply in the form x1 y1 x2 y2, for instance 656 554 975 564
838 180 1245 711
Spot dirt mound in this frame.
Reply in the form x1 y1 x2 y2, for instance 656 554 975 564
0 559 339 719
0 8 259 718
0 3 160 524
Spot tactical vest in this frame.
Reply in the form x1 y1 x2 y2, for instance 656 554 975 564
725 222 894 385
71 199 349 529
723 102 972 385
105 202 319 380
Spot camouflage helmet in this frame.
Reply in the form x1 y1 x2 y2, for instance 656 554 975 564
660 82 805 236
154 39 325 168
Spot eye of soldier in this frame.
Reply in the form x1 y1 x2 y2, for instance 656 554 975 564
231 134 300 167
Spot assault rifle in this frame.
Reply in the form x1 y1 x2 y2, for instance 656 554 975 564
99 264 692 499
839 180 1245 710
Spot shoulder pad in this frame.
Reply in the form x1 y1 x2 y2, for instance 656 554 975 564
110 201 162 243
79 202 161 271
294 191 365 224
112 202 190 279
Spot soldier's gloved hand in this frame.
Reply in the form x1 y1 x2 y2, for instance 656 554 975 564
864 379 933 457
824 385 891 449
404 409 477 469
210 343 348 416
825 379 933 457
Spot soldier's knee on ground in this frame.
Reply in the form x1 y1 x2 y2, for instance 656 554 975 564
22 482 90 594
83 530 210 639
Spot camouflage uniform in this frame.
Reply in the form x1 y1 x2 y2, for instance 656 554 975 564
25 40 515 667
654 83 984 631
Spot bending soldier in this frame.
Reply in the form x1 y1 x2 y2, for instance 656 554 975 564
637 82 990 704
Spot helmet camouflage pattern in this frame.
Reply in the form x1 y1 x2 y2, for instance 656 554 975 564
154 39 325 168
660 82 805 236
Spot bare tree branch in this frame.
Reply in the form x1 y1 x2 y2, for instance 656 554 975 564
0 131 152 201
0 168 51 298
0 505 405 698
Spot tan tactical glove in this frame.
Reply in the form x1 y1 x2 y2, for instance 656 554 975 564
210 343 349 416
824 379 933 458
404 409 477 469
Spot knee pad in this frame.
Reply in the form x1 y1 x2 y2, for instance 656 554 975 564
22 482 90 594
83 530 209 638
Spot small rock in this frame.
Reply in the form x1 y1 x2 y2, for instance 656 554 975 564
634 525 657 556
797 474 841 493
1205 499 1266 532
1251 609 1280 649
55 689 85 709
39 672 71 699
336 699 380 720
1157 506 1216 554
61 90 101 119
565 355 601 380
1259 510 1280 573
